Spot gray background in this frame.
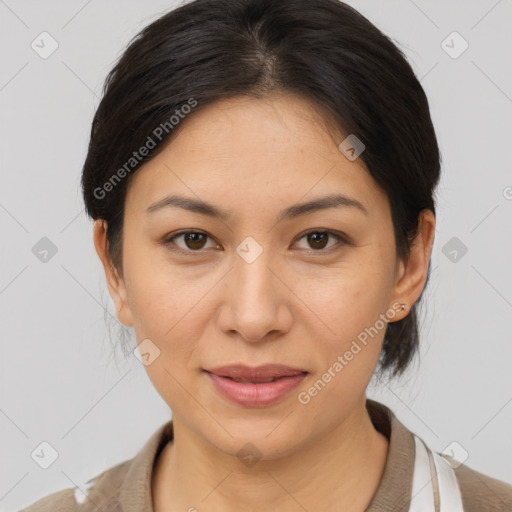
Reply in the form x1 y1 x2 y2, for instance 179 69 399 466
1 0 511 509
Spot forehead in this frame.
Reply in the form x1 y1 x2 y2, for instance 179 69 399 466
124 94 389 222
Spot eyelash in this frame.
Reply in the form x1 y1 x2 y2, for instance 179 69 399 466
163 229 351 256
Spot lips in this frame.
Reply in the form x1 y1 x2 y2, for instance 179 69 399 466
204 364 308 407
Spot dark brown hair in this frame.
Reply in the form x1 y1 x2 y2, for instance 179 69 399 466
81 0 441 377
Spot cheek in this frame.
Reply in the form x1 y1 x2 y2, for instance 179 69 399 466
294 272 389 418
122 235 204 336
294 259 392 345
125 268 207 407
128 276 205 361
289 255 395 409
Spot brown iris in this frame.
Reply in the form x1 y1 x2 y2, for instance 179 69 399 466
183 232 208 250
307 232 329 250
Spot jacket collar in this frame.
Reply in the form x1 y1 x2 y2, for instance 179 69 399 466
365 399 415 511
119 419 173 511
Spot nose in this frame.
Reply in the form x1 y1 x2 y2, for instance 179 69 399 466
216 249 293 343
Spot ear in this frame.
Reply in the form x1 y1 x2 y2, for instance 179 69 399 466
389 209 436 322
93 219 134 327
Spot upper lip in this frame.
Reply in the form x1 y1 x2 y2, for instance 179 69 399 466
205 364 307 380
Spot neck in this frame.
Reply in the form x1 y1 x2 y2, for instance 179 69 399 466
152 397 389 512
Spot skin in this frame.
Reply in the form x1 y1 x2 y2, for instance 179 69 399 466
93 92 436 512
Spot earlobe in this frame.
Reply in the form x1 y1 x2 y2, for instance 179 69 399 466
92 219 134 327
389 209 436 321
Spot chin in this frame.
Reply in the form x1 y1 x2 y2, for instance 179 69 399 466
200 412 314 461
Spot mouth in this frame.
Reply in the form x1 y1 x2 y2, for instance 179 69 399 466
203 364 308 407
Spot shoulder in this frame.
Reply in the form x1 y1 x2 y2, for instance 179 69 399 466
18 459 131 512
18 488 79 512
19 420 174 512
368 399 512 512
445 455 512 512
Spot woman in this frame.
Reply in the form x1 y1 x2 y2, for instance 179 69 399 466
21 0 511 510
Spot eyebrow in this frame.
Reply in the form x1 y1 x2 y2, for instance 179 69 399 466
146 193 368 221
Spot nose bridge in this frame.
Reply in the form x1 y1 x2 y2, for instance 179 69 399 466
236 243 274 298
221 235 289 341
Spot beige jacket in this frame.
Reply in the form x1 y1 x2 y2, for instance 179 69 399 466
20 400 512 511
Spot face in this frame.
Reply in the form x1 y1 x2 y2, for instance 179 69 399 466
95 92 433 460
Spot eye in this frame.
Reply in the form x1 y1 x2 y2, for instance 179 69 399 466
164 230 220 253
294 230 349 253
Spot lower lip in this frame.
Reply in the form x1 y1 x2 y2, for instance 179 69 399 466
205 371 307 407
